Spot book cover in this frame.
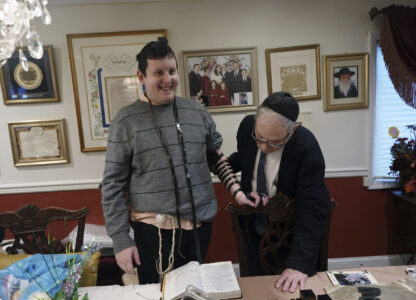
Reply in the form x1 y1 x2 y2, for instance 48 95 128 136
326 270 378 286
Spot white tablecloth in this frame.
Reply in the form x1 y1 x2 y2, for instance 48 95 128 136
78 284 162 300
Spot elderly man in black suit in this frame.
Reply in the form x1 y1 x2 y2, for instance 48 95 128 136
228 91 330 293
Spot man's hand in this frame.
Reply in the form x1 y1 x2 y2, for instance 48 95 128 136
235 191 265 207
115 246 141 274
274 268 307 293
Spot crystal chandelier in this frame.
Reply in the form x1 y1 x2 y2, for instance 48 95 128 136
0 0 51 71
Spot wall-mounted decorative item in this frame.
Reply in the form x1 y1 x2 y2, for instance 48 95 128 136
67 29 167 152
8 119 69 167
323 53 369 111
181 47 258 113
266 44 321 100
0 45 59 104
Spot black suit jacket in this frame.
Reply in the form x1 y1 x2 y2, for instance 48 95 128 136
228 70 242 97
334 85 358 98
229 115 330 276
241 76 252 92
189 72 201 96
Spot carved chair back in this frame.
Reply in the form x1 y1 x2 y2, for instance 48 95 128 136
226 193 336 276
0 204 90 254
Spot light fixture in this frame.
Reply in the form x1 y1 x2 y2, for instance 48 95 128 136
0 0 51 71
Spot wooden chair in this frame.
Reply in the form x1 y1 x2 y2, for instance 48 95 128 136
226 193 336 276
0 204 90 254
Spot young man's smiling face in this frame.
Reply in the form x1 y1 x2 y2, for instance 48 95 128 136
137 56 179 105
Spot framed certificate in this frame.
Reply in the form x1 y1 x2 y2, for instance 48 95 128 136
8 119 69 167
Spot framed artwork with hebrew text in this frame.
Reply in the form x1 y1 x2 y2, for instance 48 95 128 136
266 44 320 101
67 29 167 152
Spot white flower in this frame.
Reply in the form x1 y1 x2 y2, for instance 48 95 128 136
28 291 52 300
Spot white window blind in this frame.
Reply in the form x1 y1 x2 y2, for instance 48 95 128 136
371 43 416 180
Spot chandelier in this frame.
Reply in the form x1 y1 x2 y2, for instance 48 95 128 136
0 0 51 71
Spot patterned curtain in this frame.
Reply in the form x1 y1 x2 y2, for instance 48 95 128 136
374 5 416 108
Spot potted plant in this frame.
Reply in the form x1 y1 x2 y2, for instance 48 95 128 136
389 124 416 194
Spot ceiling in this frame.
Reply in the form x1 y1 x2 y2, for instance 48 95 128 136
48 0 179 4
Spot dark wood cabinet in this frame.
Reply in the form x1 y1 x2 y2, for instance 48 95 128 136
393 191 416 263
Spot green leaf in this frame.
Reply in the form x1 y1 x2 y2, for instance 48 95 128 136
52 290 66 300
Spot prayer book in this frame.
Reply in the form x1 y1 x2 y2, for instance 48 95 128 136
162 261 241 300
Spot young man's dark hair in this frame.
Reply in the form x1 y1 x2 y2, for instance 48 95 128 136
136 37 177 75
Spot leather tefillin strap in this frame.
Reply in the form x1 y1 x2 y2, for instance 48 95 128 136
147 96 201 265
208 151 268 204
211 153 248 200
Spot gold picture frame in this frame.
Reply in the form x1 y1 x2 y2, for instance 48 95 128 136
8 119 69 167
266 44 321 100
0 45 59 104
323 53 369 111
181 47 258 113
67 29 167 152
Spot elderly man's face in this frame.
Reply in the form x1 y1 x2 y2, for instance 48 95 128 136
339 74 351 85
255 115 290 154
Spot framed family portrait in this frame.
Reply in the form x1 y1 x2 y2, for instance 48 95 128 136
265 44 320 100
0 45 59 104
8 119 69 167
323 53 369 111
181 47 258 113
67 29 166 152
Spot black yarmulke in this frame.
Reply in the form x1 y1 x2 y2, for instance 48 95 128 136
155 37 168 53
261 91 299 121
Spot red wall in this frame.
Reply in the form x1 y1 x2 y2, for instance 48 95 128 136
0 177 404 261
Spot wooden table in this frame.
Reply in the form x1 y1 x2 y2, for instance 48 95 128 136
237 265 414 299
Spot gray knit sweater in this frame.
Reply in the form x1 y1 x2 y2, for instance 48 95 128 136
101 97 223 253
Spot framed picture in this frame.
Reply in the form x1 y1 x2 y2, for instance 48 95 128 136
181 47 258 113
265 44 320 100
323 53 369 111
0 45 59 104
8 119 69 167
67 29 166 152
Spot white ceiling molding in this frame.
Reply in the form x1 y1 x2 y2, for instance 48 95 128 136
49 0 182 5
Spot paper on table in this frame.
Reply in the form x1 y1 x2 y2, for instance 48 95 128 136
201 261 240 295
78 284 162 300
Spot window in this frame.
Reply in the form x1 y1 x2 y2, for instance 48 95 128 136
368 41 416 189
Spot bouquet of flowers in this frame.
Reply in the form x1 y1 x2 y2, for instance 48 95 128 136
389 124 416 194
0 242 97 300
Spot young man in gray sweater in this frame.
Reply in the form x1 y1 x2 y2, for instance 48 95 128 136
101 38 256 284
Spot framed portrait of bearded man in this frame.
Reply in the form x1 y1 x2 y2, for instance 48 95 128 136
323 53 369 111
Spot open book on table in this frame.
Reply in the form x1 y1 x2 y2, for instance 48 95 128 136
162 261 241 300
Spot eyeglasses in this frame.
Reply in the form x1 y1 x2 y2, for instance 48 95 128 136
251 128 292 148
